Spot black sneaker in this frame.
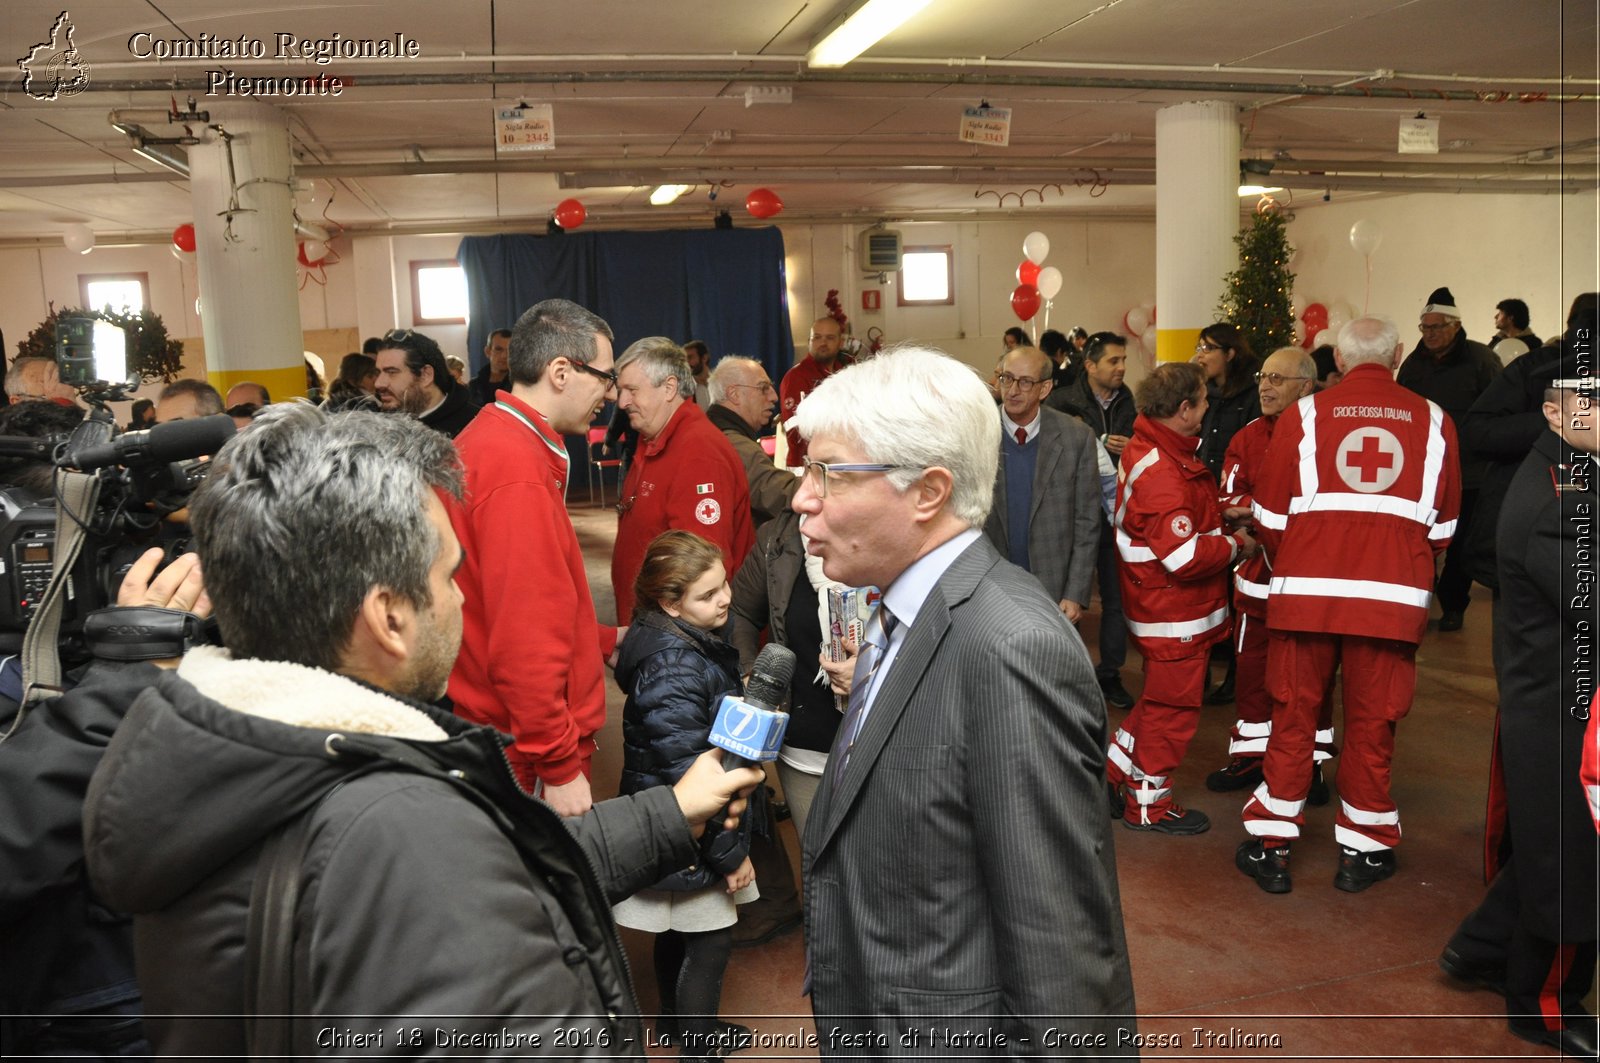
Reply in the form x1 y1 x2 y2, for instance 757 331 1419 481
1205 756 1263 792
1334 846 1396 892
1123 803 1210 835
1235 839 1292 893
1099 675 1135 710
1307 764 1331 807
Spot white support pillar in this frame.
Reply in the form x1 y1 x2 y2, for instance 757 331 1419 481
1154 100 1240 364
187 103 306 400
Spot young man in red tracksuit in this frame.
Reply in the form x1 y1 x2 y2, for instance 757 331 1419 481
1106 362 1258 834
448 299 623 817
1238 316 1460 894
1206 347 1336 800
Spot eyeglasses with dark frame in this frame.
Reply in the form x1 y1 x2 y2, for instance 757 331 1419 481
1254 372 1312 387
725 381 777 396
1194 342 1224 353
996 372 1048 391
800 457 922 498
568 359 618 388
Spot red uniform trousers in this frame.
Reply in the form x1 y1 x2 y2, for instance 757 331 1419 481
1242 631 1415 850
1107 647 1210 824
1228 611 1337 763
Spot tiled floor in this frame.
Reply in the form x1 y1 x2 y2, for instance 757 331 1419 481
572 503 1591 1060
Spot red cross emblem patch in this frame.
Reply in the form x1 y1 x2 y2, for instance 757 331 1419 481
695 498 722 525
1335 427 1403 493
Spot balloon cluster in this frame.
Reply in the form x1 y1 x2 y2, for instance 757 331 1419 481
1010 231 1063 331
1122 302 1158 364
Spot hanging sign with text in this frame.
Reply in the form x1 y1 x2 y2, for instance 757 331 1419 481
495 104 555 152
1397 116 1439 155
959 105 1012 148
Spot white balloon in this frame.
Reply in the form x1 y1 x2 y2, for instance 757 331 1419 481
1022 231 1050 265
1349 218 1382 257
1125 306 1150 335
1140 325 1158 354
1036 266 1063 301
1307 327 1327 349
301 239 329 264
63 223 94 255
1325 307 1351 335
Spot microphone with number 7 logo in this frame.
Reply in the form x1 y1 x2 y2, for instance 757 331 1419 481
708 643 796 769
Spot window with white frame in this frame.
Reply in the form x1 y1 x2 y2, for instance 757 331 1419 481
79 273 149 315
411 260 469 325
896 246 954 306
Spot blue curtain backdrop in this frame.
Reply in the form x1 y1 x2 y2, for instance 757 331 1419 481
456 227 795 382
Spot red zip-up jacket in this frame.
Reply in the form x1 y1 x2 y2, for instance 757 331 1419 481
1114 414 1244 660
1218 414 1275 620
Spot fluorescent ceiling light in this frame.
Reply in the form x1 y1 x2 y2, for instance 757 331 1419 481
807 0 934 68
1238 185 1284 196
649 183 692 205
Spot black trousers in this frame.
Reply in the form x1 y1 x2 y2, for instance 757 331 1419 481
1436 488 1479 613
1448 861 1597 1028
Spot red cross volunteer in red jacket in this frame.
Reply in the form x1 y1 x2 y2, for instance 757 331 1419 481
1106 362 1257 835
1206 348 1336 798
611 337 755 622
1238 316 1460 895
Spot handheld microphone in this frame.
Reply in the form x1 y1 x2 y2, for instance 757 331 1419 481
709 643 795 769
63 415 237 472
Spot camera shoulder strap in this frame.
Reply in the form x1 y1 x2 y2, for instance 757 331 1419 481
19 470 100 707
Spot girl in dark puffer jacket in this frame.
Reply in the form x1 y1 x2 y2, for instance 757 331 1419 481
612 531 757 1061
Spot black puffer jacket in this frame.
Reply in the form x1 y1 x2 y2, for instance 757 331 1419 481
83 648 696 1059
1397 330 1502 487
616 611 750 891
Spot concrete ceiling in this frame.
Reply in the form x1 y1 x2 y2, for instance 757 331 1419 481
2 0 1596 243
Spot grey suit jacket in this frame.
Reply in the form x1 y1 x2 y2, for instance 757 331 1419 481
803 536 1137 1057
983 407 1102 607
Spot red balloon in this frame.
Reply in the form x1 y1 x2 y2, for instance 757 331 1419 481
745 187 783 219
1011 284 1042 322
553 198 587 230
1302 302 1329 329
173 223 196 253
1016 260 1041 287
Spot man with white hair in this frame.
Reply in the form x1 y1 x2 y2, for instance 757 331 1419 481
793 347 1135 1055
705 355 797 524
1239 316 1461 895
1396 286 1500 631
611 337 754 621
1207 346 1334 799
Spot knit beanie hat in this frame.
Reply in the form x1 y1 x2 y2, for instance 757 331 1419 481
1422 287 1460 319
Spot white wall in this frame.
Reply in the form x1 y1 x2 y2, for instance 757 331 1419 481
5 192 1593 402
1285 192 1599 347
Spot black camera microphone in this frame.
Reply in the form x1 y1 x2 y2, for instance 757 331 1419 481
708 643 796 770
63 415 237 472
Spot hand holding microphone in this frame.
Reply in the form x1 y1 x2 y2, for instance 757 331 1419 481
708 643 795 769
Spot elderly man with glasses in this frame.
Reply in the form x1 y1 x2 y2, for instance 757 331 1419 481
1395 286 1501 631
705 355 797 525
980 343 1103 626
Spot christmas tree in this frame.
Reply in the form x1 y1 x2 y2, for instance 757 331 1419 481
1217 200 1296 358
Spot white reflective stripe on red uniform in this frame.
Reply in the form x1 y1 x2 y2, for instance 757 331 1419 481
1295 393 1321 495
1161 527 1233 574
1287 492 1438 524
1108 728 1144 782
1235 572 1269 600
1430 518 1457 542
1587 783 1600 831
1231 719 1272 755
1253 501 1287 531
1243 782 1306 840
1125 604 1230 640
1335 800 1401 851
1420 400 1447 518
1115 529 1156 563
1268 576 1432 609
1115 447 1161 530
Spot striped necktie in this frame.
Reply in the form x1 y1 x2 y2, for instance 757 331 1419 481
830 603 897 787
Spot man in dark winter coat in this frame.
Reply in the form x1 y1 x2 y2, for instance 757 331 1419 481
81 405 762 1058
1441 366 1598 1060
1396 286 1501 631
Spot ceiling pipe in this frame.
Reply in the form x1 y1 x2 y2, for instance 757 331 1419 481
39 68 1600 103
61 52 1599 88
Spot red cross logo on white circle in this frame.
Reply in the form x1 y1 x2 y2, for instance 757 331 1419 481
1335 427 1404 493
1170 514 1193 538
695 498 722 525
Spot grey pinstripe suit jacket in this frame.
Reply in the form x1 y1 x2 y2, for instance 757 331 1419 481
803 535 1138 1057
983 407 1103 608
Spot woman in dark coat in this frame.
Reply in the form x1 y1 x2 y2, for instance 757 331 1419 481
1193 322 1262 479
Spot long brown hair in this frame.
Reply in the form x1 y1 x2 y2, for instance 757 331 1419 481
632 530 723 619
1200 323 1260 398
